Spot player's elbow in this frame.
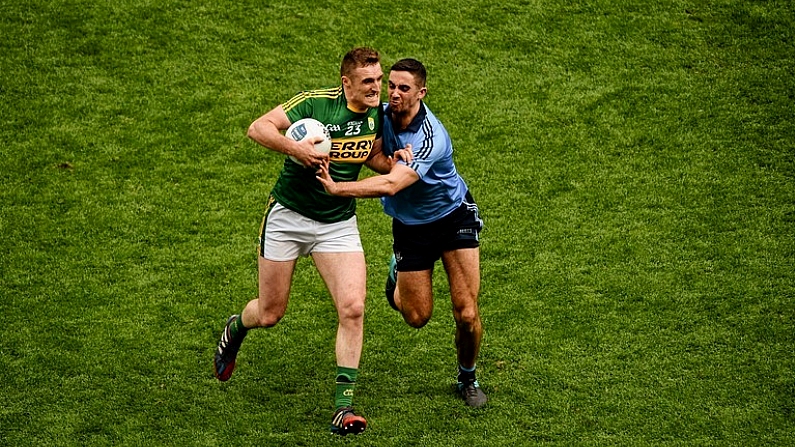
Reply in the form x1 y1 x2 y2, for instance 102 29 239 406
381 180 403 197
246 122 260 140
382 186 399 197
380 175 412 197
247 117 274 142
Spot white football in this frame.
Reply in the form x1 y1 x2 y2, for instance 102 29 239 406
285 118 332 164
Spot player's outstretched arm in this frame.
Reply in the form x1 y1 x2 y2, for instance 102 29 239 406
317 160 418 198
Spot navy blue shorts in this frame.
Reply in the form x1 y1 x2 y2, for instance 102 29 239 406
392 191 483 272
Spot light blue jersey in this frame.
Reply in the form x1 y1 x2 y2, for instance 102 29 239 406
380 102 468 225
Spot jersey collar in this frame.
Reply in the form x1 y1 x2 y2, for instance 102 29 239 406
385 102 427 133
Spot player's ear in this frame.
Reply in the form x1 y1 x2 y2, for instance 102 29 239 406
341 76 351 88
418 87 427 99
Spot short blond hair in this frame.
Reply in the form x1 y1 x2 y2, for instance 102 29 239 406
340 47 380 77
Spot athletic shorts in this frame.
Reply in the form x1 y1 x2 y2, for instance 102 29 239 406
259 200 363 261
392 191 483 272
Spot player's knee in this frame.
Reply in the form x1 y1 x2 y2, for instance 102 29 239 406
402 310 431 328
338 298 365 321
453 305 480 331
253 312 283 328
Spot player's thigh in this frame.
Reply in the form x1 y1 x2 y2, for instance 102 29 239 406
397 269 434 318
441 247 481 308
312 251 367 310
257 256 297 316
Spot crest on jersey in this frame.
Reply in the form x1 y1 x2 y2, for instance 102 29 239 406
368 117 375 131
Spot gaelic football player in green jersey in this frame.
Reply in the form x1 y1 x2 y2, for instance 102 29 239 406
213 47 406 435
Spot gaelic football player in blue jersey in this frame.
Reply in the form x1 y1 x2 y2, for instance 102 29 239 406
213 47 409 435
317 58 488 408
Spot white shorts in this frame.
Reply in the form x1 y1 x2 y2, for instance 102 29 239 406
259 202 363 261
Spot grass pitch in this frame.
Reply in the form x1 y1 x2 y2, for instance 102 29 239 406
2 0 793 445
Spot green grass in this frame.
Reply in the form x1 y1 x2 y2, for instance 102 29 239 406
2 0 793 445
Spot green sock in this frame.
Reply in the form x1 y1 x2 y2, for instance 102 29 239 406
230 313 249 340
334 366 358 410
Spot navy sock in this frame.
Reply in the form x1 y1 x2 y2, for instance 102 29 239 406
458 364 476 383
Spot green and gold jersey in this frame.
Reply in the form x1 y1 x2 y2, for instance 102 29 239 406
271 86 382 223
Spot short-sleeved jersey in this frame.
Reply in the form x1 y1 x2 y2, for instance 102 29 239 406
270 86 382 223
380 102 468 225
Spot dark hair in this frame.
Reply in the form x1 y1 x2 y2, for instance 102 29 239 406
390 58 426 88
340 47 381 77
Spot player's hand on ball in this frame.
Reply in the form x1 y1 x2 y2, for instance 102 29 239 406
291 136 329 168
285 118 332 168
